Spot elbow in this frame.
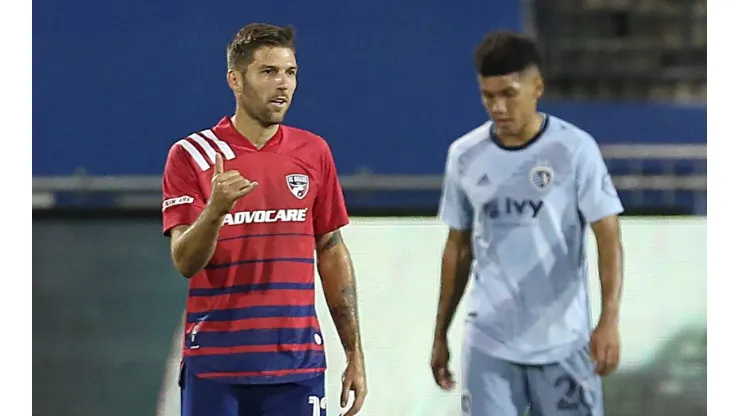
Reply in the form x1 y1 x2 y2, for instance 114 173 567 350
171 249 199 279
169 227 203 278
176 265 198 279
317 241 349 263
444 228 473 256
601 238 624 259
443 239 473 266
459 244 473 263
316 249 347 274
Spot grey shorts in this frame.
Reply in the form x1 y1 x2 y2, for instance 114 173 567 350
460 343 603 416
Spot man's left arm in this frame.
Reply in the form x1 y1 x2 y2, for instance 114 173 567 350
313 144 366 416
575 136 625 376
316 231 363 359
590 216 623 328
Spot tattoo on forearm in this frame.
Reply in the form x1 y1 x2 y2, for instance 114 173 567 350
317 231 343 253
317 230 361 353
329 281 360 352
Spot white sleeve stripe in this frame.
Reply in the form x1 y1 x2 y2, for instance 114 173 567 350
200 129 236 160
176 139 210 171
188 133 218 164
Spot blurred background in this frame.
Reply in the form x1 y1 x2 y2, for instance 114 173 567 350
32 0 706 415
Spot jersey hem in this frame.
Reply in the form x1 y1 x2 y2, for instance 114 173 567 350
187 367 327 385
463 323 588 365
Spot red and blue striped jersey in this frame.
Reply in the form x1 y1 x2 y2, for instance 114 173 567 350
161 116 349 385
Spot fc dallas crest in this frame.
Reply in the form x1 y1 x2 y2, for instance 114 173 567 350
286 174 309 199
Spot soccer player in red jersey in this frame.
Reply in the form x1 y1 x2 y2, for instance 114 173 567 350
161 24 367 416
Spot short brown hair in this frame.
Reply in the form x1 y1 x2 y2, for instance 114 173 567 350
227 23 295 71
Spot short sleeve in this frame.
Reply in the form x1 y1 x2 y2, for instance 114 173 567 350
575 136 624 224
438 147 474 230
312 143 349 236
161 143 207 236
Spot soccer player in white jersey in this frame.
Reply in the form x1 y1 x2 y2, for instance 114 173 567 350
429 31 625 416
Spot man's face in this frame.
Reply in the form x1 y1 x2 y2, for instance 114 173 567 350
477 69 543 136
228 46 297 126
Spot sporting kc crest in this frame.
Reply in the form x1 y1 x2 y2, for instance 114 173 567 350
530 165 554 190
286 174 310 199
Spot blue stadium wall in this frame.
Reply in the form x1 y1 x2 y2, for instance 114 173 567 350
33 0 706 177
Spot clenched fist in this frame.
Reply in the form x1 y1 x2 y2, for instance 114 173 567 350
208 153 258 215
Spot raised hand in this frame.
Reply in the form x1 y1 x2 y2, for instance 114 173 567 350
208 153 258 215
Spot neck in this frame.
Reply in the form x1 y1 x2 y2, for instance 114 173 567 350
231 107 279 148
497 113 544 147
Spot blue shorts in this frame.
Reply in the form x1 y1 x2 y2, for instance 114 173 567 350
460 343 603 416
180 365 326 416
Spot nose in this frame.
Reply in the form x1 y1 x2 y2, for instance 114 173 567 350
275 73 289 90
490 97 507 114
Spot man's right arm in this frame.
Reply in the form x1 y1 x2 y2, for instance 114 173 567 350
433 228 473 342
163 150 256 278
430 144 475 390
433 145 475 341
169 206 225 278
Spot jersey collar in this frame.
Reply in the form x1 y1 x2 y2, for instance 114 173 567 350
490 113 549 152
212 116 284 151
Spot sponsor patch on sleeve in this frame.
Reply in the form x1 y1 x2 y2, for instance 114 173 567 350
162 196 195 211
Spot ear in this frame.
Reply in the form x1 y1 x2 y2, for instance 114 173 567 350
227 69 242 93
533 72 544 99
